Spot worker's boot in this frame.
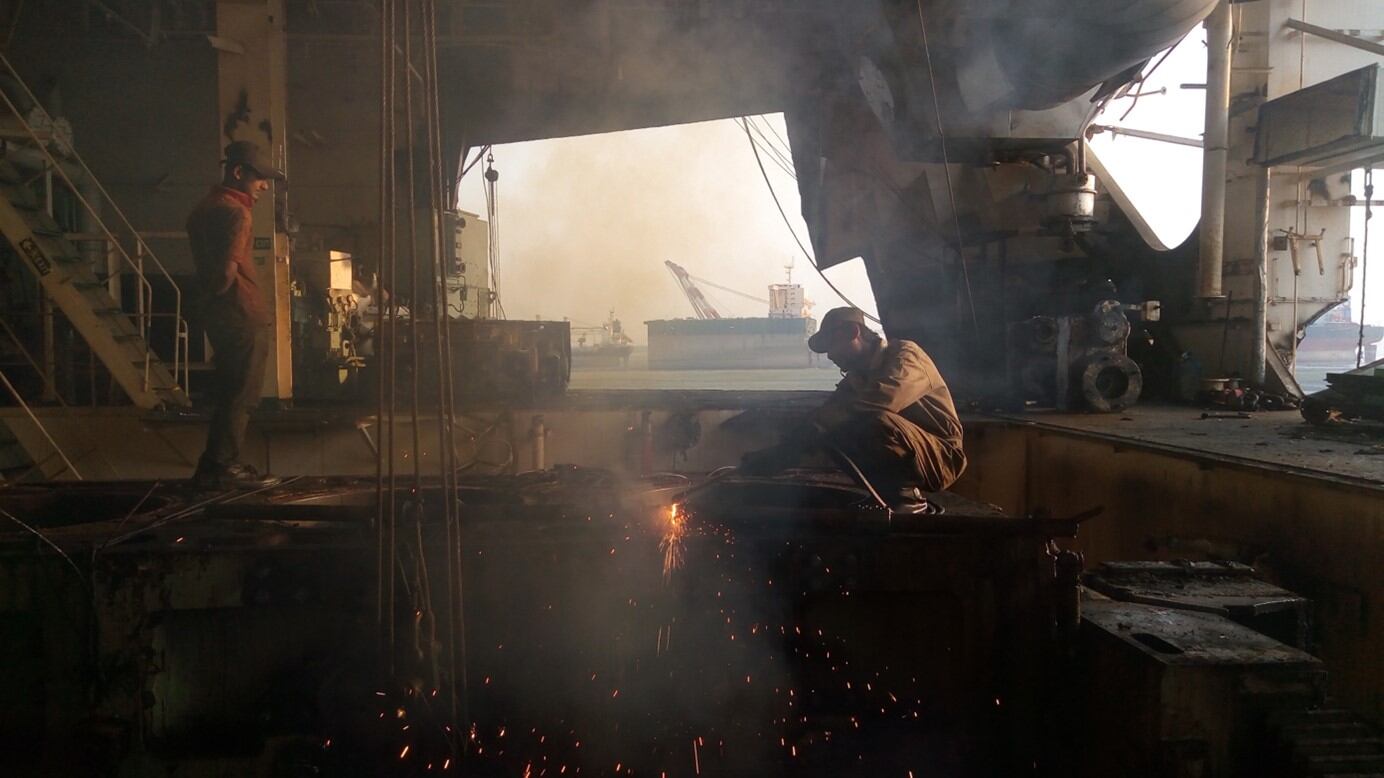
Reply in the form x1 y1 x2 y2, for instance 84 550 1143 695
890 486 932 516
223 463 281 489
192 463 281 491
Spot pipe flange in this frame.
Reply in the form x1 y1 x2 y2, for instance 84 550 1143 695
1078 353 1142 412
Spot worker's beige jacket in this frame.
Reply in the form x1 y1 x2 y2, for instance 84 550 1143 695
812 339 967 491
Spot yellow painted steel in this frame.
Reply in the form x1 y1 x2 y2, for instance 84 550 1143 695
0 172 187 408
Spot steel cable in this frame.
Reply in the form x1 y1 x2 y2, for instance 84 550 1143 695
1358 168 1374 368
914 0 979 337
422 0 468 728
737 117 882 324
375 0 390 646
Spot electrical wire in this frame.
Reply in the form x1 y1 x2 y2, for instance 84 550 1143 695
0 506 86 582
744 116 797 179
1116 33 1187 121
914 0 978 336
750 114 794 160
737 117 882 324
748 119 797 179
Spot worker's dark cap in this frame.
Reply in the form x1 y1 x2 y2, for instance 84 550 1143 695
808 307 868 353
223 140 287 181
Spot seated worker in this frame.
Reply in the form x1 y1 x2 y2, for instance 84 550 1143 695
739 307 966 514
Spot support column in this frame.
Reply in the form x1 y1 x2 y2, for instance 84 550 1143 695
1251 164 1270 386
1197 0 1232 300
215 0 293 401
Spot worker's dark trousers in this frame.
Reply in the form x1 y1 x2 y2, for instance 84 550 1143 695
195 310 269 476
822 410 964 495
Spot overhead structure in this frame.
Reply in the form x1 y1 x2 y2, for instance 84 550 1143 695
0 0 1378 402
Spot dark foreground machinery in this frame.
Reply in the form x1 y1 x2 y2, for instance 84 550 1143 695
1 470 1379 777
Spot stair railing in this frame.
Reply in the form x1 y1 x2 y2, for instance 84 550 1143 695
0 368 82 480
0 53 187 399
0 314 119 480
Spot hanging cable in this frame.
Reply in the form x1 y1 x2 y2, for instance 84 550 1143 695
1116 33 1185 121
744 116 797 179
483 151 505 318
385 0 401 674
375 0 396 664
403 0 423 500
747 116 797 178
738 117 881 324
747 132 797 179
457 144 491 183
1358 168 1373 368
422 0 467 728
915 0 978 336
750 114 794 161
0 507 86 583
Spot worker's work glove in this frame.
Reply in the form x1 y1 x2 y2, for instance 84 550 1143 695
738 444 795 477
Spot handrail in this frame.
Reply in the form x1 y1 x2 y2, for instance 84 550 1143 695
0 315 120 477
0 53 186 395
75 235 192 393
0 88 154 336
0 368 82 480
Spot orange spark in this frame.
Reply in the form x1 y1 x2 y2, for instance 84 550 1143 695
660 503 685 582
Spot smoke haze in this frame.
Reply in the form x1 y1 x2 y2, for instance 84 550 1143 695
456 114 880 342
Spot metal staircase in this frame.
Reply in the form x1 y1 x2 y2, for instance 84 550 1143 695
0 54 189 409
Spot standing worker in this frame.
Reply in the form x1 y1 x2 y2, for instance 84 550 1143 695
739 307 966 513
187 141 284 489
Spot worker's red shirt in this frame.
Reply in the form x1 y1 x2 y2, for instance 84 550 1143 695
186 185 268 326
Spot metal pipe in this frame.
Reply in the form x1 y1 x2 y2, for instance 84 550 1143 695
1251 164 1270 386
1285 18 1384 58
1197 0 1232 299
1088 124 1203 148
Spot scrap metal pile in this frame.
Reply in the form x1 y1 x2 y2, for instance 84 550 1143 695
1 468 1378 776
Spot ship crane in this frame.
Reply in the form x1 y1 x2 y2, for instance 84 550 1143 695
665 260 722 319
665 260 771 320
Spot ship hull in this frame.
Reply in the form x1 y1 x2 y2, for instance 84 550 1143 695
646 317 818 369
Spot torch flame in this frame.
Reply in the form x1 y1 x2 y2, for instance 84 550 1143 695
660 503 685 582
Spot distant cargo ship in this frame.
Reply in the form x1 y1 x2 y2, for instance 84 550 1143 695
647 261 819 370
1299 302 1382 365
572 310 634 368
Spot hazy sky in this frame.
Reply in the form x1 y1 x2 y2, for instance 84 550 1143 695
458 24 1383 338
456 115 877 342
